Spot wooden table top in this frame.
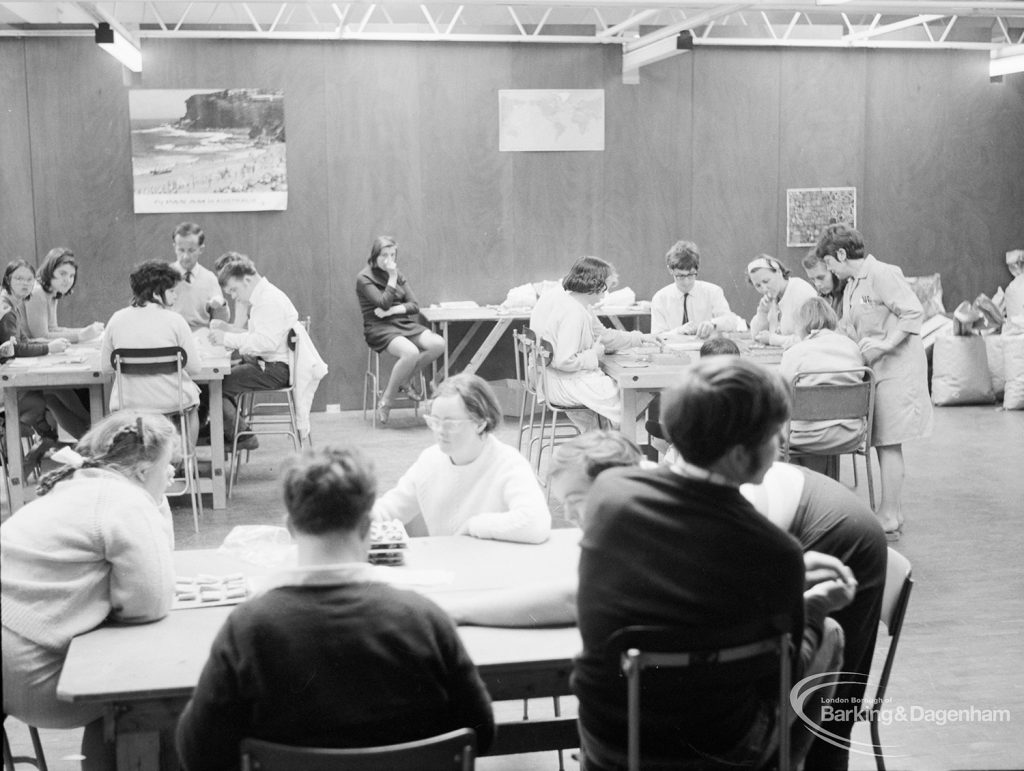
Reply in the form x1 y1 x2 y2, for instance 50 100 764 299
58 530 583 704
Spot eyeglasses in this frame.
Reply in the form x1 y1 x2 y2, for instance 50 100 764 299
424 415 478 432
671 270 698 279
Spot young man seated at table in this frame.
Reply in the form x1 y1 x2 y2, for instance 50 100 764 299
575 358 855 770
208 255 298 451
168 222 230 331
651 240 739 339
175 446 495 771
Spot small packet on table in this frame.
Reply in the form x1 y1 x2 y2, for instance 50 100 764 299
174 573 249 609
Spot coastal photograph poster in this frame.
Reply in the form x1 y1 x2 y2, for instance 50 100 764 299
128 88 287 213
786 186 857 247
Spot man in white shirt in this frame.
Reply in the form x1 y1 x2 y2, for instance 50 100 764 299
168 222 230 331
209 256 299 450
651 240 737 338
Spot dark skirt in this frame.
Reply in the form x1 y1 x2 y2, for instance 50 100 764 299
364 316 429 354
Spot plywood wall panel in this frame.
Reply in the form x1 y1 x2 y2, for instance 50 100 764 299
503 46 606 284
692 48 783 320
601 52 692 300
25 38 139 328
414 43 515 302
941 54 1024 301
0 40 36 263
863 52 954 281
778 50 866 263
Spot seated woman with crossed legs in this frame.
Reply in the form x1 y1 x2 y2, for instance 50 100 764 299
355 236 445 424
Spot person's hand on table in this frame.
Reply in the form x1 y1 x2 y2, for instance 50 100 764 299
208 329 226 345
859 338 894 365
209 320 233 332
639 333 659 346
0 337 15 358
753 331 773 345
47 338 70 354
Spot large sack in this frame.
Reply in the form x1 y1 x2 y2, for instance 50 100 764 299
931 335 995 406
984 335 1006 398
1003 334 1024 410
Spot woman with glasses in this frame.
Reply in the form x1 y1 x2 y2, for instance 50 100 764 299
24 247 105 343
2 411 177 770
651 240 737 338
0 260 91 449
373 373 550 543
747 254 818 348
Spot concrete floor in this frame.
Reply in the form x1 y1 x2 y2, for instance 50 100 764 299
4 404 1024 770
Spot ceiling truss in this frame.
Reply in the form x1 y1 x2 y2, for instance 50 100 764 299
2 1 1022 80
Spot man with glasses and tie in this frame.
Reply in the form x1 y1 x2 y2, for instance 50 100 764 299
168 222 230 331
651 240 737 339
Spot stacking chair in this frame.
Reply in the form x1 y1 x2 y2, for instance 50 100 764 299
609 623 793 771
1 715 48 771
110 347 203 532
228 329 302 497
784 367 875 509
239 727 476 771
527 337 594 482
858 548 914 771
362 349 424 429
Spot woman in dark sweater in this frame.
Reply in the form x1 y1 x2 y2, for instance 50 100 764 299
355 236 444 423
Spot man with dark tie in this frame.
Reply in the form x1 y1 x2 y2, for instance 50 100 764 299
651 240 737 339
168 222 230 331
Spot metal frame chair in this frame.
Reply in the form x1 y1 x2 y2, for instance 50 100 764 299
525 335 595 481
859 548 914 771
239 727 476 771
110 346 203 532
609 624 793 771
1 717 48 771
361 348 423 429
784 367 876 509
228 328 303 497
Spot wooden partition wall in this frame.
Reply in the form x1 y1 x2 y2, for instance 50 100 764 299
2 38 1022 407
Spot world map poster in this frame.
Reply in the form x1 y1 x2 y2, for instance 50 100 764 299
499 89 605 152
128 88 287 213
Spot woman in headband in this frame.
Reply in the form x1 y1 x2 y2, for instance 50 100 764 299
747 254 818 348
2 411 178 769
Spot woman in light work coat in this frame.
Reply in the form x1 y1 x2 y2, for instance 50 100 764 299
815 224 932 539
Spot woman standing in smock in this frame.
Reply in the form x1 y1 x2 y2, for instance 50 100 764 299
815 224 932 539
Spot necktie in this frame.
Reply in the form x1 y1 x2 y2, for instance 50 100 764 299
682 293 690 325
184 269 193 283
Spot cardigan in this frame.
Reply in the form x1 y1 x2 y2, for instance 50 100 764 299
0 468 175 651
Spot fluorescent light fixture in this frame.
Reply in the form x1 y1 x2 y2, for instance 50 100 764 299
95 22 142 73
990 48 1024 78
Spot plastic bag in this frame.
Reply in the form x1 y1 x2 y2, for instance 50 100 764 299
218 525 296 568
500 283 538 310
